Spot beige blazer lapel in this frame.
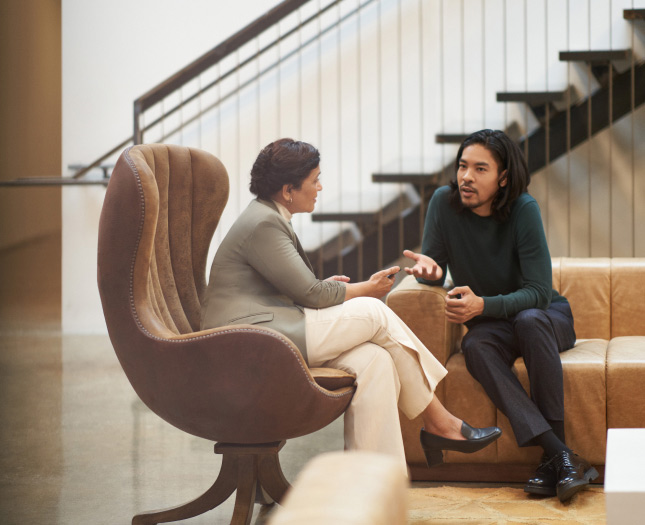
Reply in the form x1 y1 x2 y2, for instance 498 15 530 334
259 199 315 274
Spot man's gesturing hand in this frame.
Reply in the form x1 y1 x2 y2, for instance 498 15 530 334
444 286 484 324
402 250 443 281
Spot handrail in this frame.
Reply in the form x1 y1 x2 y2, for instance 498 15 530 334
144 0 377 146
133 0 312 143
137 0 348 142
1 0 340 186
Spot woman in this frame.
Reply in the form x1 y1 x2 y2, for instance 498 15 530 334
201 138 501 473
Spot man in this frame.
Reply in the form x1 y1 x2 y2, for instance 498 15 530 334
404 129 598 502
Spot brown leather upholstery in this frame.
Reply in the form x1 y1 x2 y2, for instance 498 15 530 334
607 336 645 428
559 258 611 340
387 257 645 482
611 259 645 337
98 144 355 523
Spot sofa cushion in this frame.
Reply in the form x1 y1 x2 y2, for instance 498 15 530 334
607 336 645 428
558 258 611 340
456 338 608 465
610 259 645 337
496 339 607 464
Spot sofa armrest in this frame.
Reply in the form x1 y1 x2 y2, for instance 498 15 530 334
386 274 461 367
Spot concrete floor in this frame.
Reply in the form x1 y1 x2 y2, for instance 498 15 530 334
0 331 343 524
0 330 607 525
0 237 606 524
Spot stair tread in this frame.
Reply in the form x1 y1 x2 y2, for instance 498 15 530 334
435 134 470 144
311 210 381 223
372 173 441 185
311 186 420 225
559 49 632 62
496 90 567 104
624 9 645 20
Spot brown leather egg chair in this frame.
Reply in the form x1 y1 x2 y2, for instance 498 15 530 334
97 144 356 525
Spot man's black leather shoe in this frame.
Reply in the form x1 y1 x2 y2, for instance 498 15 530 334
524 454 557 497
548 451 599 502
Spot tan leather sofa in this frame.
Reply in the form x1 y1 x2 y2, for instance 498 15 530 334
386 258 645 482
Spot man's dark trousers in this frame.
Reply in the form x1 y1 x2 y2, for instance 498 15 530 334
461 302 576 447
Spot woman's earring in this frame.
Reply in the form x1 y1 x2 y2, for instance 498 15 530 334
289 197 293 204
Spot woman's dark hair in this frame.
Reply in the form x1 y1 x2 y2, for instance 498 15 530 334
249 138 320 199
449 129 530 222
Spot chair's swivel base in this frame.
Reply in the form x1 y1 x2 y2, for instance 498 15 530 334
133 440 290 525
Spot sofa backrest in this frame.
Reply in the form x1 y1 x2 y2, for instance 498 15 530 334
553 257 645 340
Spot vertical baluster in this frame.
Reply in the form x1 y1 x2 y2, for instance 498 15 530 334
336 1 343 276
482 0 486 129
256 36 261 162
566 0 572 256
161 99 166 146
608 1 613 257
216 62 223 245
397 0 404 259
460 0 464 135
198 75 203 150
140 108 145 148
419 0 425 243
298 6 303 141
277 19 282 139
236 48 241 217
630 0 636 256
439 0 445 183
543 0 549 243
503 0 508 129
357 0 364 281
179 84 184 146
587 0 592 256
377 0 384 271
523 0 529 164
217 62 222 161
317 0 324 278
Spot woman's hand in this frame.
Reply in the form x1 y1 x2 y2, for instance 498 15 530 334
326 275 351 282
343 266 400 300
402 250 443 281
366 266 400 298
444 286 484 324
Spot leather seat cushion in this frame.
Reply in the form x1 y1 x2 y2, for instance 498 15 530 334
607 336 645 428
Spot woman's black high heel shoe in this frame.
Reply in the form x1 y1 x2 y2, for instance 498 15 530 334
420 422 502 467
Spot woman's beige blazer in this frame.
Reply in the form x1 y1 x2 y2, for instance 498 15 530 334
200 198 345 359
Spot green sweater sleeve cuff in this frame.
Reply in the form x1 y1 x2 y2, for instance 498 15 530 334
482 295 505 318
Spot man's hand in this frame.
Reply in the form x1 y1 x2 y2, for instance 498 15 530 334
444 286 484 324
402 250 443 281
326 275 351 282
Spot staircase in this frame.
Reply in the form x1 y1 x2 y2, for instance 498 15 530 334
6 1 643 272
310 36 644 279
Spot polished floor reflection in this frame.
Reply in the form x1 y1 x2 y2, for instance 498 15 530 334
0 331 606 524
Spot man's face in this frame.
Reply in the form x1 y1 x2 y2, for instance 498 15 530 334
457 144 507 217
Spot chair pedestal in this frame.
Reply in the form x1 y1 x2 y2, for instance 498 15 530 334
133 441 290 525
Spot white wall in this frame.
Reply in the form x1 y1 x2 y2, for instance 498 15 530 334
62 0 272 332
63 0 645 333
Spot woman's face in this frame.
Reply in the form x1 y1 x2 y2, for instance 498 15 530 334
289 166 322 214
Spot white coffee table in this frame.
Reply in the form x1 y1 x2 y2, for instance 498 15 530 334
605 428 645 524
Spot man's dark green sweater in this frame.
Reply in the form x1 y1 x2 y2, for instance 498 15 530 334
418 186 567 324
